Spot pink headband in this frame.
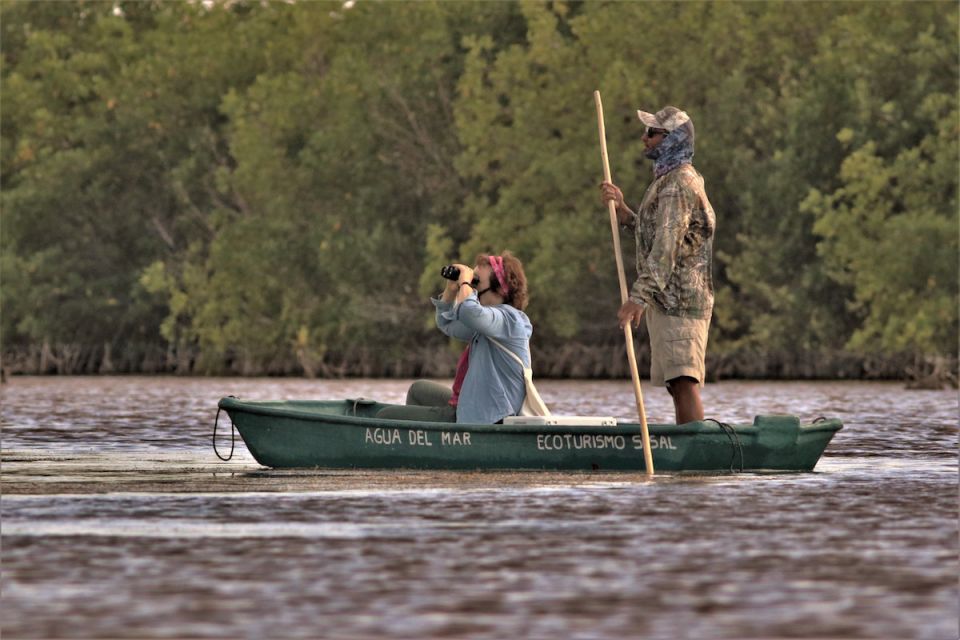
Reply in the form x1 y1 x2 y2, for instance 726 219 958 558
489 255 510 296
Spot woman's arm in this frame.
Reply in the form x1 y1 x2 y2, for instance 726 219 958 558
434 295 478 342
453 297 513 339
434 265 480 341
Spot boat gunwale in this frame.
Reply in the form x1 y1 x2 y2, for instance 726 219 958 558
218 397 843 436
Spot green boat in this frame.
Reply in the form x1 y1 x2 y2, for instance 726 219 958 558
216 396 842 473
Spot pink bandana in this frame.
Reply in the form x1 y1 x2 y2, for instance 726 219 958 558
489 255 510 296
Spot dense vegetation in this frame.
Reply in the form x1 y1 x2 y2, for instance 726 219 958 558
2 1 956 384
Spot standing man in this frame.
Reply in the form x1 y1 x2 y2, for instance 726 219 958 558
600 106 715 425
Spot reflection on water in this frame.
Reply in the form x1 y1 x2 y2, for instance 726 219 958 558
2 377 957 639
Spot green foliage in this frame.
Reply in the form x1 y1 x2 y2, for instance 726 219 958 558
720 2 959 360
804 92 958 358
2 1 956 379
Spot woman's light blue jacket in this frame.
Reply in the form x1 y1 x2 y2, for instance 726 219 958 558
432 293 532 424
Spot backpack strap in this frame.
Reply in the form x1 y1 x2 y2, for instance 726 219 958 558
487 337 529 372
488 337 552 417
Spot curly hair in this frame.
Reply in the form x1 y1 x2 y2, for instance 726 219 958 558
475 250 529 311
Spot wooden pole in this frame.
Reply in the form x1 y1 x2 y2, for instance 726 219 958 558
593 90 654 475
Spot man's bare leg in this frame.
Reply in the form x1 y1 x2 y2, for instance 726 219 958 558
666 376 704 424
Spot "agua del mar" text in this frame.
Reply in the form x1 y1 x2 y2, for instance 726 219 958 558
364 428 472 447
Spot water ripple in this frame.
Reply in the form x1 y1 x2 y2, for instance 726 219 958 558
1 376 957 640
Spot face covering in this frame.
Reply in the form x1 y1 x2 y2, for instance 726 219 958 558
645 120 695 178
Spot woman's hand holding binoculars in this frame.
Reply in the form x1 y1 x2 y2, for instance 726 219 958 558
441 264 476 286
440 263 475 303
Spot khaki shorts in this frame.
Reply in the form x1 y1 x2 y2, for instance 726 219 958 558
645 304 711 387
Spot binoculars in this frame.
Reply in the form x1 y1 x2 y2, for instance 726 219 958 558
441 265 479 287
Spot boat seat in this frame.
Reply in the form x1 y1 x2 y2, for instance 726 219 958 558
503 416 617 427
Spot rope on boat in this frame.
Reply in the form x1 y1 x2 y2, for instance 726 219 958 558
213 401 236 462
813 416 827 423
705 418 743 473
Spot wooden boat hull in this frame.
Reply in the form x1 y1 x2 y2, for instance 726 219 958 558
217 397 842 473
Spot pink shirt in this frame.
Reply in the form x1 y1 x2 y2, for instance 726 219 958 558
448 346 470 406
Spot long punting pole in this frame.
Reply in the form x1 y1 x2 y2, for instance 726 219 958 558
593 90 654 475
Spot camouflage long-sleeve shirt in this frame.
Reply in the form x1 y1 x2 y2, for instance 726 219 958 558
625 164 715 319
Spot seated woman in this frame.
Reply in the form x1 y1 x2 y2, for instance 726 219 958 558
377 251 531 424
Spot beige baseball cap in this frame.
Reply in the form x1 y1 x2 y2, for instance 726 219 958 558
636 106 690 131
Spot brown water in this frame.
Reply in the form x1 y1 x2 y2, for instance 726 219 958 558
2 376 957 639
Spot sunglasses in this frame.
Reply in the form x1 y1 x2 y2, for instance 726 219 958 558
645 127 669 138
